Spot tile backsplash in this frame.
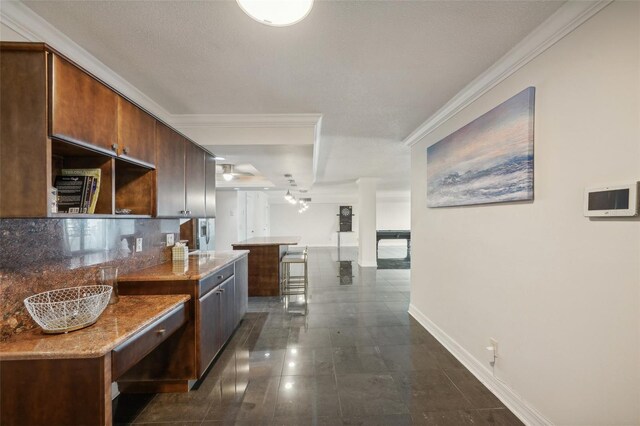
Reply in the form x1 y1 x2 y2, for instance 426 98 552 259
0 218 180 340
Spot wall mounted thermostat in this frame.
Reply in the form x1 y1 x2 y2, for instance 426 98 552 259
584 182 639 217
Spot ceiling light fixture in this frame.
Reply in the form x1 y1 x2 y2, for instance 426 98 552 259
284 189 294 202
237 0 313 27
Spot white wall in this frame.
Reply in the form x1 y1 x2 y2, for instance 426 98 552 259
215 191 240 251
215 190 270 250
410 3 639 425
270 203 359 247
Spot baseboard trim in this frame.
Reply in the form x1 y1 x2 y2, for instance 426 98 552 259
408 303 552 426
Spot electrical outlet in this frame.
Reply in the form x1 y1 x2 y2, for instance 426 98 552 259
490 338 498 356
166 233 174 246
486 338 498 367
135 237 143 252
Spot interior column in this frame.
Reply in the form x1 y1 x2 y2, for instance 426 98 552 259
357 177 378 267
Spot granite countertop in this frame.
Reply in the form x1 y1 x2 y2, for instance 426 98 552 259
232 236 300 246
0 295 190 361
119 250 249 282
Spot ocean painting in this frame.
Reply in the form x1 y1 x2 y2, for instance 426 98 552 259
427 87 535 207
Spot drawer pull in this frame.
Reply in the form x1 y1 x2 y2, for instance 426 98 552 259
216 290 221 295
217 275 224 280
111 143 118 152
156 328 166 335
220 288 225 293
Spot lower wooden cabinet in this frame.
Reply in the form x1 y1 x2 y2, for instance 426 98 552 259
198 280 224 375
118 256 249 391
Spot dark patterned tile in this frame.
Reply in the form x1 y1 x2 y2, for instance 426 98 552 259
329 327 375 347
392 370 471 414
444 368 505 409
333 346 388 374
273 375 340 420
337 373 408 417
282 347 335 376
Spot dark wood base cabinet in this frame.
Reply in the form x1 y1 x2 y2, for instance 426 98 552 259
0 298 188 426
118 256 248 390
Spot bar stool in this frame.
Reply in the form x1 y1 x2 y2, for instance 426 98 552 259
280 247 309 298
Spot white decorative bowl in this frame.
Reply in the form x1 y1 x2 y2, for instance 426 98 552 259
24 285 112 334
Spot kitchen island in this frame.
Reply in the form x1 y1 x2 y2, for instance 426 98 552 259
232 236 300 297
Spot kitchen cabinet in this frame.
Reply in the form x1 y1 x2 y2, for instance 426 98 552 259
185 142 207 217
155 123 210 218
117 253 249 390
50 54 118 154
234 255 248 325
155 122 186 217
205 153 217 217
0 42 217 219
117 97 156 166
198 281 224 374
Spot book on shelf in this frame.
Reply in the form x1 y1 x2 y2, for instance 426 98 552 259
54 175 90 213
55 169 101 214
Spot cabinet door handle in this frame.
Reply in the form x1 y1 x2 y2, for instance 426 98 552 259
156 328 166 335
220 288 225 293
215 290 221 295
217 275 224 280
186 210 192 215
180 210 186 215
111 144 118 152
123 146 129 155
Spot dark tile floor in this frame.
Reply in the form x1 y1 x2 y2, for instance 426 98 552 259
115 247 522 425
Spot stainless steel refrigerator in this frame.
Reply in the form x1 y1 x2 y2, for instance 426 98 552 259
196 218 215 251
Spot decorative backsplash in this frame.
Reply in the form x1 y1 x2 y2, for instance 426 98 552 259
0 218 180 341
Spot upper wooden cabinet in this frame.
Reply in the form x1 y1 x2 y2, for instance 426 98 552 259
50 55 118 154
117 98 156 166
0 42 215 219
155 122 186 217
185 142 206 217
205 153 216 218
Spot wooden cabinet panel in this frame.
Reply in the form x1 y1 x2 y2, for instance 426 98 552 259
117 97 156 166
0 48 49 217
221 278 236 342
199 264 234 297
1 357 111 426
50 54 117 153
155 122 186 217
234 256 248 325
111 304 187 380
205 153 216 218
185 142 206 217
198 286 223 375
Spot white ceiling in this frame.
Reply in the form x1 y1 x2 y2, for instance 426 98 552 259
21 0 564 199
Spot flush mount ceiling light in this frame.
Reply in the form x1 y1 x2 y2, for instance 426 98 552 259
237 0 313 27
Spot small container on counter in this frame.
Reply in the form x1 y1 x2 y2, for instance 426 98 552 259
172 242 189 261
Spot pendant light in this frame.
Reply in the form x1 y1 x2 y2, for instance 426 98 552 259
237 0 314 27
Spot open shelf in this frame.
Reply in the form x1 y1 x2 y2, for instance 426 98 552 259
115 159 155 216
50 139 157 218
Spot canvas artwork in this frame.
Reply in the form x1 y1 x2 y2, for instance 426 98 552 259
427 87 535 207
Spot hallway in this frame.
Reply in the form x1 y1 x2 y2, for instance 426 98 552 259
115 248 521 425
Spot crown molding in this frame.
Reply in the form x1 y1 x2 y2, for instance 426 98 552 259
169 113 323 128
403 0 612 148
0 0 173 122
